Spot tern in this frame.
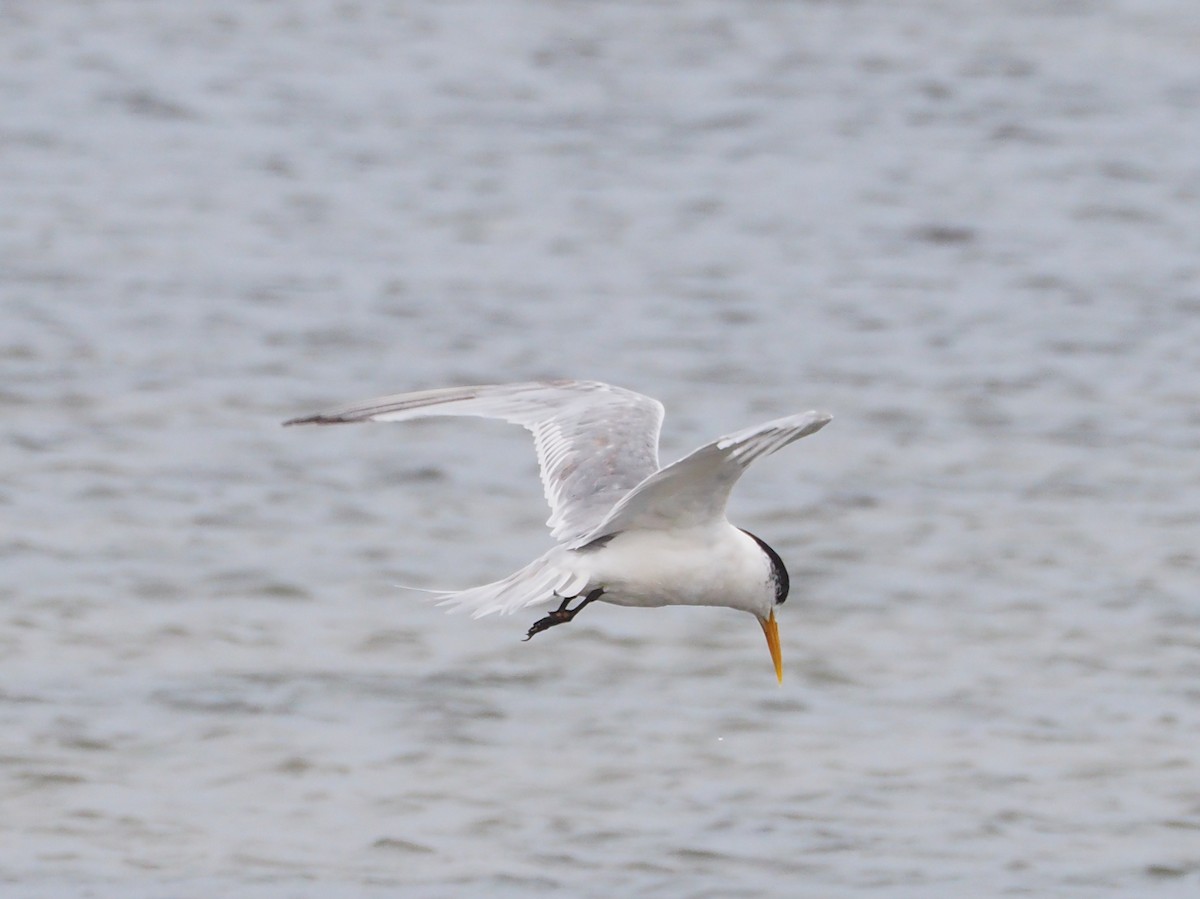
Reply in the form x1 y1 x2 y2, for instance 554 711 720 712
284 380 831 682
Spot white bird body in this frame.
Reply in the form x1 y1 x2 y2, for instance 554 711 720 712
284 380 830 680
553 523 776 613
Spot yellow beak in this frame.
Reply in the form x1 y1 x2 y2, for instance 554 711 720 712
758 609 783 684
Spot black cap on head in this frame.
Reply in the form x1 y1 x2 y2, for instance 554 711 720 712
740 529 790 605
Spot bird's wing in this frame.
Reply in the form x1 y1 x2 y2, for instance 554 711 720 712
582 410 832 540
284 380 664 545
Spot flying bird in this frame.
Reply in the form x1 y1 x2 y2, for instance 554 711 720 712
284 380 831 682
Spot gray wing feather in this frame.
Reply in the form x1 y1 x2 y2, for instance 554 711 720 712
583 410 832 540
285 380 664 546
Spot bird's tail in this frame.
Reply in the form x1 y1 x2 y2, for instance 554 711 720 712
398 548 590 619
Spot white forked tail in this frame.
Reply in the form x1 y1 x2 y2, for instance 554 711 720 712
406 549 587 619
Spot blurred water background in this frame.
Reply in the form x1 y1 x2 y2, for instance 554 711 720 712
3 1 1200 896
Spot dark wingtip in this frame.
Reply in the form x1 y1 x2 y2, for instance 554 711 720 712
282 415 340 427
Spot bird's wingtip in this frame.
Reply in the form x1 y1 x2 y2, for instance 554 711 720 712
796 409 833 437
282 414 340 427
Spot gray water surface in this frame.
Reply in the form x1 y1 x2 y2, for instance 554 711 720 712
3 1 1199 896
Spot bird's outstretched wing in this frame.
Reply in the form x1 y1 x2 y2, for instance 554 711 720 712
582 410 832 541
284 380 665 546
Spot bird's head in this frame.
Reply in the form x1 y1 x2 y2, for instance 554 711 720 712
740 529 790 683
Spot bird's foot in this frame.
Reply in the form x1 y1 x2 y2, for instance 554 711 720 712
522 587 604 641
523 608 574 640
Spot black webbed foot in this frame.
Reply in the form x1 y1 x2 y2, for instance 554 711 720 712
523 587 604 641
522 608 572 641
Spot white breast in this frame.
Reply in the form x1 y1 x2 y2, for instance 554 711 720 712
574 524 776 616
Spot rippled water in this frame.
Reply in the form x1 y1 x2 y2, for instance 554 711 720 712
3 1 1200 895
